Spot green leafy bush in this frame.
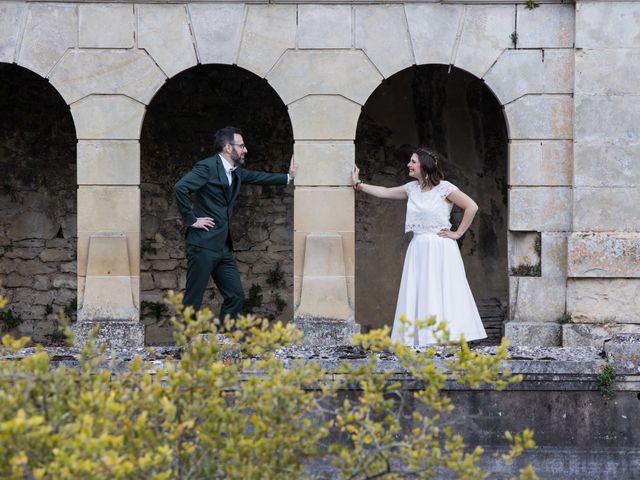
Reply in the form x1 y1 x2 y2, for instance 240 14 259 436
0 293 537 479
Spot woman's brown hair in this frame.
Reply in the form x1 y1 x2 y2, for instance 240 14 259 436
414 147 444 188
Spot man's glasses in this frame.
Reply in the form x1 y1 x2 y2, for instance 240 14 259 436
230 143 246 150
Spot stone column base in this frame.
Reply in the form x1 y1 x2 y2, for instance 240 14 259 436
504 322 561 347
72 321 145 350
293 316 360 347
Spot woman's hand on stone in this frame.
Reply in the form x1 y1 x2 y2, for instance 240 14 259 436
352 165 360 184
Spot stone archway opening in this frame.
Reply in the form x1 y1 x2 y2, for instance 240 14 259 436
140 64 294 344
0 63 77 344
355 64 508 345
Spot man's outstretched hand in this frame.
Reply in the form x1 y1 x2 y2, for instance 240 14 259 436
289 155 297 180
191 217 215 231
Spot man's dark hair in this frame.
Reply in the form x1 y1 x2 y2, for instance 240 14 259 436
214 126 243 153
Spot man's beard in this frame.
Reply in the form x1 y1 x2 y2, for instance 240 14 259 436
230 149 245 166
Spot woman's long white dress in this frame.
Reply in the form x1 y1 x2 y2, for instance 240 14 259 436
390 180 487 346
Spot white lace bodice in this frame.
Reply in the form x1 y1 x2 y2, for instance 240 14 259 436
404 180 458 234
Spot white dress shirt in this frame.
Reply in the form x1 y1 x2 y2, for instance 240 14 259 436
219 155 236 186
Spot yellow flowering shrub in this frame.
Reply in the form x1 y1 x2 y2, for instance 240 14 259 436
0 294 536 479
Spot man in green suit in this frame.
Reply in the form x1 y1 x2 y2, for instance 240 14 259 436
174 126 296 320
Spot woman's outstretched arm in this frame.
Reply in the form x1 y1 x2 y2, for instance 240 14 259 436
352 165 408 200
438 189 479 240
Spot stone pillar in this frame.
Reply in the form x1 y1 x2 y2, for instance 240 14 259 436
71 96 146 348
492 4 575 346
564 1 640 347
264 39 384 344
287 97 362 345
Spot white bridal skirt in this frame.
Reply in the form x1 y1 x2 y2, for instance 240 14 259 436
391 232 487 346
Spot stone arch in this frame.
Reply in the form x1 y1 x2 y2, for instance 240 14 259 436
140 64 294 343
354 64 509 344
0 62 77 343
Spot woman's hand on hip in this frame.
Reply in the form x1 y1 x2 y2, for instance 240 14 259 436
438 229 460 240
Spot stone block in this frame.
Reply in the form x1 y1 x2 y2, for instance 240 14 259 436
52 274 76 289
354 5 414 78
237 5 296 78
573 187 640 232
138 4 197 79
49 50 166 105
298 5 351 49
484 50 543 105
341 231 355 278
509 187 571 231
269 50 382 106
13 259 56 276
33 275 51 291
455 5 514 78
40 248 74 262
516 4 574 48
504 322 561 347
294 232 306 278
508 231 540 273
0 3 26 63
77 140 140 186
289 95 361 141
509 140 572 186
576 49 640 96
296 233 352 321
17 4 76 77
576 2 640 49
79 234 137 323
78 231 139 278
604 334 640 370
405 4 464 67
293 141 354 186
79 4 134 48
541 232 568 280
562 323 640 348
293 316 360 347
5 273 32 288
73 321 144 349
80 273 137 321
86 234 132 277
505 95 573 140
153 271 177 289
71 95 146 140
574 141 640 187
568 233 640 278
567 279 640 325
7 210 59 240
575 94 640 142
509 276 566 323
294 187 354 232
543 49 574 94
188 4 245 65
78 186 139 233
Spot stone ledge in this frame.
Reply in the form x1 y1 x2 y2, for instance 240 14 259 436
6 344 635 383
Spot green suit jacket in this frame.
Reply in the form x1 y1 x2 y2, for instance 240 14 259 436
174 154 288 251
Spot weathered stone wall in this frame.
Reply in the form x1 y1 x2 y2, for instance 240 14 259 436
140 65 293 344
355 65 508 343
0 63 76 343
10 1 637 349
563 1 640 346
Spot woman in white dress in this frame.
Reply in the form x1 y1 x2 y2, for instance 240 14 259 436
352 148 486 346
